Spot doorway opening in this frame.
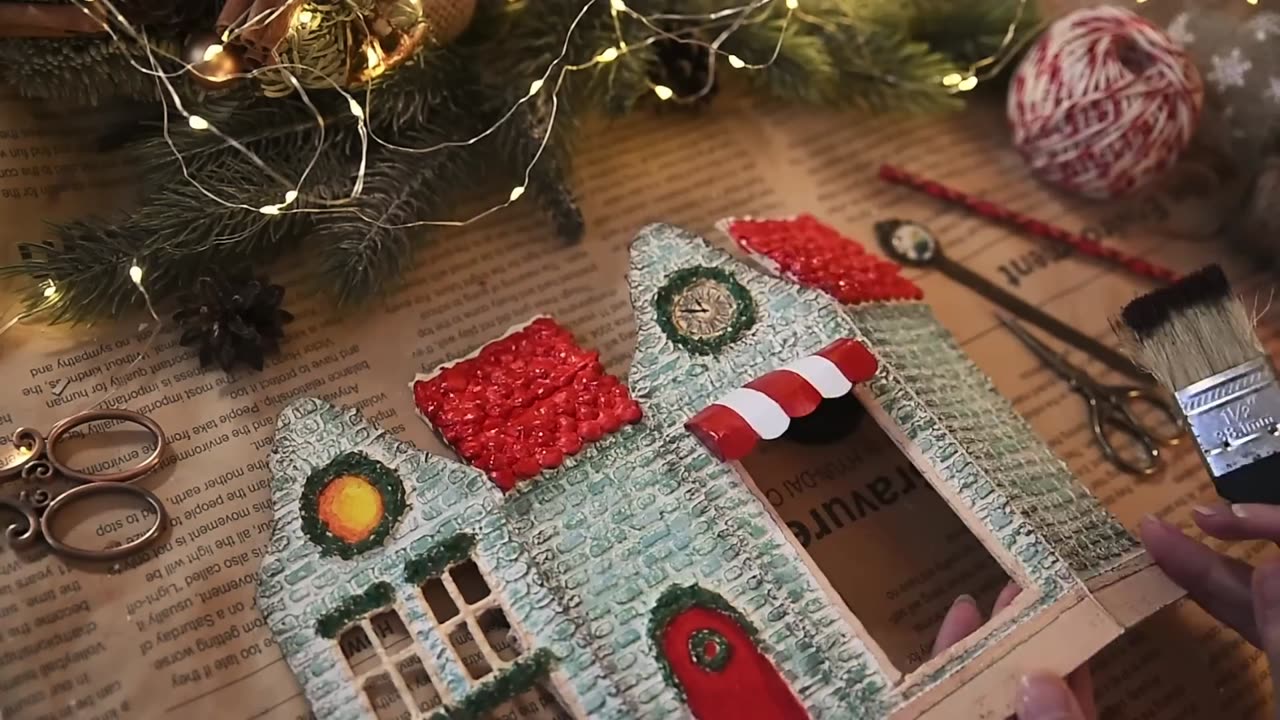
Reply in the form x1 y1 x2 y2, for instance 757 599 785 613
738 391 1018 673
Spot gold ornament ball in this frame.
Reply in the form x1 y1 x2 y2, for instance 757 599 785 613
418 0 477 45
182 31 242 89
358 0 476 83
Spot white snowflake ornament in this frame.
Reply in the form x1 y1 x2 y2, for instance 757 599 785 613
1247 13 1280 42
1208 48 1253 91
1267 77 1280 105
1168 13 1195 46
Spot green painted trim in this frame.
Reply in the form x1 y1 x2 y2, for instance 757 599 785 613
300 451 407 559
431 648 558 720
654 266 756 355
316 582 395 639
648 585 758 695
688 628 732 672
403 534 477 585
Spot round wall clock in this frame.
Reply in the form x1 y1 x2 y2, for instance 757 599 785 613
655 266 755 355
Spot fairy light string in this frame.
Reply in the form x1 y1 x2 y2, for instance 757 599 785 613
16 0 1031 326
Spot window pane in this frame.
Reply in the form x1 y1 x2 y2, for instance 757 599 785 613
423 577 459 623
397 656 444 715
450 559 492 605
339 624 379 676
364 672 410 720
369 608 413 654
477 607 523 662
482 681 574 720
448 621 493 680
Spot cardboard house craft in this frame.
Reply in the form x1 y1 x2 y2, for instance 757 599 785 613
255 216 1183 720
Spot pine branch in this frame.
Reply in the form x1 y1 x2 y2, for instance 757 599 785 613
308 140 473 303
4 129 356 322
1 0 1042 323
726 10 959 112
904 0 1042 70
0 35 172 105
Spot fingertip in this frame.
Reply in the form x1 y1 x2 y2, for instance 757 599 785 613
1196 503 1280 541
1016 671 1085 720
993 582 1023 613
931 594 983 658
1139 513 1184 554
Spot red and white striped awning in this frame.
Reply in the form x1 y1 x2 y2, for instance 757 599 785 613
686 338 879 461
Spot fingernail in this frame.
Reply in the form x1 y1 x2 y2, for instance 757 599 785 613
1232 504 1251 518
1017 672 1074 719
1192 504 1222 518
952 594 976 609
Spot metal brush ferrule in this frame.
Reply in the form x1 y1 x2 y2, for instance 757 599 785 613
1176 357 1280 478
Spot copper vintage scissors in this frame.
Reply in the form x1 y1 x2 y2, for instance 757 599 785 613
997 314 1184 476
0 409 168 561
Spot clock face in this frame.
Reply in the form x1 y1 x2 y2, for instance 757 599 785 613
656 267 755 354
672 279 738 339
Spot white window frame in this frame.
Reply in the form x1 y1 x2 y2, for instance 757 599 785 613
337 604 450 719
420 557 523 681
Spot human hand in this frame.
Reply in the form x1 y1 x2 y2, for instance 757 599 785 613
1140 508 1280 704
933 583 1096 719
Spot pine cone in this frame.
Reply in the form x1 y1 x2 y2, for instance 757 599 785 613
173 273 293 372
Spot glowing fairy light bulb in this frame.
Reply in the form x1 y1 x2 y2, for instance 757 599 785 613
128 263 144 285
509 186 526 202
728 54 746 69
285 190 299 204
610 0 627 10
202 43 224 62
527 79 544 96
188 115 210 131
957 75 978 91
348 98 365 118
296 9 313 25
785 0 798 8
42 282 57 299
259 205 282 215
942 72 963 87
653 85 674 101
596 47 619 63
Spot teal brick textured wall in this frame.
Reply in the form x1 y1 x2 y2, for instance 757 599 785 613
257 224 1140 719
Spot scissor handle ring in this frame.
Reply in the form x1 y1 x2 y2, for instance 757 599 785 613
0 495 40 548
0 428 46 481
1113 386 1185 447
45 410 166 484
40 482 167 562
1090 398 1161 476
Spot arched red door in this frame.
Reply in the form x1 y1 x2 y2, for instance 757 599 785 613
660 606 809 720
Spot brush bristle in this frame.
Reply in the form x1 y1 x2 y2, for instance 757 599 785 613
1114 265 1263 391
1120 265 1231 338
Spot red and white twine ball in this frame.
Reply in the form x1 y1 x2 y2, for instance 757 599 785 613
1007 6 1203 199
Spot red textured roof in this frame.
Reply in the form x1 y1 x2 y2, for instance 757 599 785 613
412 318 642 491
723 214 923 305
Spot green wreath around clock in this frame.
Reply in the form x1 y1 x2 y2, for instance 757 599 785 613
655 266 756 355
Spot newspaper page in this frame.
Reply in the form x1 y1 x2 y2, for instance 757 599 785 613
0 79 1273 720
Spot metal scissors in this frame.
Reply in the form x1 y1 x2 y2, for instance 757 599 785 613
0 409 168 561
997 314 1185 476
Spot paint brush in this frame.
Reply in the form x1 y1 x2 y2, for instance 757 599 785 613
1114 265 1280 504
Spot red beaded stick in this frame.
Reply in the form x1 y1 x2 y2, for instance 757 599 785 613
877 164 1180 285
